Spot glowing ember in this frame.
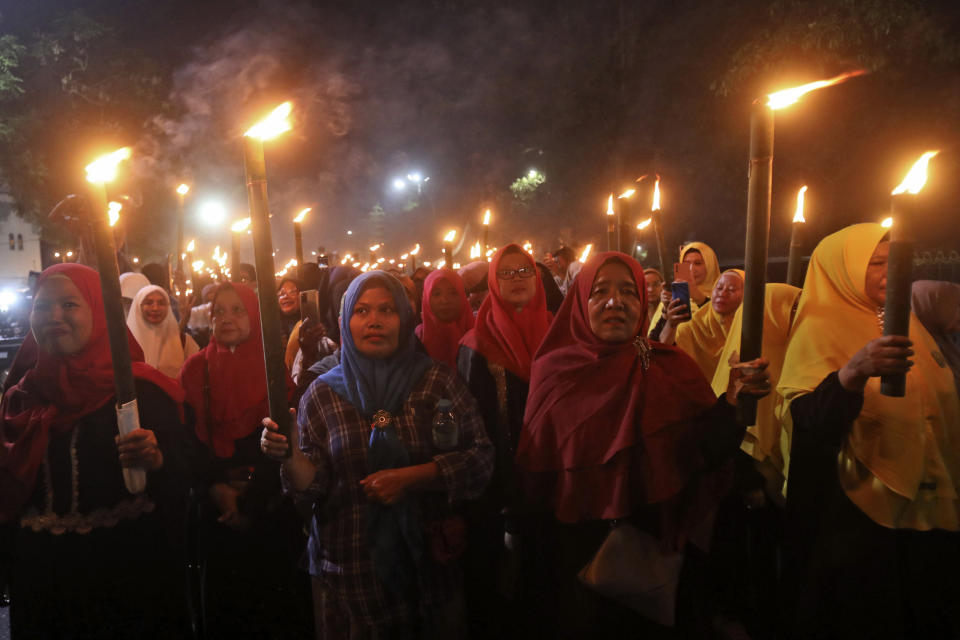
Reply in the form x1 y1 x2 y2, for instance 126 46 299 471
443 230 457 243
606 195 615 216
294 207 311 224
176 184 190 196
244 102 293 140
232 218 251 233
85 147 131 184
793 186 808 223
652 176 661 212
637 218 652 230
766 70 866 110
107 201 122 227
580 243 593 263
892 151 939 195
483 209 491 225
881 217 894 228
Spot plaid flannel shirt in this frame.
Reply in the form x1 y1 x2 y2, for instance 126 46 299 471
289 362 494 627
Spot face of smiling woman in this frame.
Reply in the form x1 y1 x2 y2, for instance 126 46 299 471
140 290 170 325
31 276 95 357
349 285 401 359
587 261 644 343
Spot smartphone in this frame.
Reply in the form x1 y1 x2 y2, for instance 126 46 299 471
670 281 690 314
300 290 319 324
673 261 694 284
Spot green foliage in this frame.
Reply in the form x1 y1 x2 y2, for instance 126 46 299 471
0 32 25 100
509 169 546 207
714 0 958 96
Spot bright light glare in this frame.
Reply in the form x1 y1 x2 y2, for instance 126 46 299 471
231 218 251 233
393 178 406 191
0 289 17 312
176 184 190 196
407 172 422 182
200 201 227 227
881 217 893 228
107 201 122 227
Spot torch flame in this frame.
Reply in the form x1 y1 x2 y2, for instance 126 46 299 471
369 243 381 252
579 244 593 263
411 243 421 256
400 253 409 260
522 242 533 254
652 176 661 212
891 151 939 195
766 70 866 110
85 147 132 184
284 258 298 270
637 218 652 230
293 207 311 224
483 209 491 226
443 230 456 243
231 218 251 233
186 239 196 252
176 183 190 196
107 201 122 227
192 260 205 271
793 185 808 223
881 217 894 228
618 188 636 199
470 242 481 259
244 102 293 140
606 195 615 216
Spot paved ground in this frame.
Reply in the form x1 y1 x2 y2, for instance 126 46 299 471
0 606 9 640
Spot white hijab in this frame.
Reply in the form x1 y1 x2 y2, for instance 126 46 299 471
120 272 151 300
126 285 185 378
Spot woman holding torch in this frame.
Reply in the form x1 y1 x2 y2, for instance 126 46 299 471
0 264 189 636
778 223 960 638
261 271 494 637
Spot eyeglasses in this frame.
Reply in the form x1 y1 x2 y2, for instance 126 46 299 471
278 287 299 299
496 266 536 280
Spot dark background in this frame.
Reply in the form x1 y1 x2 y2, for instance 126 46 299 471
0 0 957 266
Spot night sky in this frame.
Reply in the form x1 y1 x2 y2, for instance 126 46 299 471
1 0 958 267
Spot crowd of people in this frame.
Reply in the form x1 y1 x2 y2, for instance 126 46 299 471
0 223 958 639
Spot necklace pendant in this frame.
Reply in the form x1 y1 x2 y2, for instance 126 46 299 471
633 335 652 371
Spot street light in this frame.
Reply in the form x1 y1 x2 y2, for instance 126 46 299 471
199 201 227 227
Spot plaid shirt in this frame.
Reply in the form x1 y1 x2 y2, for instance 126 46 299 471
290 362 494 627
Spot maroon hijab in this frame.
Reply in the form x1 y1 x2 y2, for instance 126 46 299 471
517 252 721 527
0 264 184 522
180 282 291 458
460 245 552 380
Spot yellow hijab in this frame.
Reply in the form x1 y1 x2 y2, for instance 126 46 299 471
712 284 801 478
777 223 959 531
675 269 744 380
648 241 722 333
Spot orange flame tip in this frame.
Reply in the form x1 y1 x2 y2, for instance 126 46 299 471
85 147 132 184
244 102 293 140
294 207 311 223
652 177 661 212
892 151 939 195
793 186 808 223
766 70 866 110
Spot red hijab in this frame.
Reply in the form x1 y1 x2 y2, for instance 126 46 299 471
460 245 553 380
516 252 722 527
0 264 184 522
180 282 291 458
415 268 474 367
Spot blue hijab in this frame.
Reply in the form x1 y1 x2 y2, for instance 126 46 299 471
319 271 432 417
319 271 432 595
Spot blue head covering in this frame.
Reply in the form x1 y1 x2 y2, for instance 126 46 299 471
319 271 432 417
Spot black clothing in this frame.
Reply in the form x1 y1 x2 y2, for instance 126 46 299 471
5 379 189 638
783 371 960 639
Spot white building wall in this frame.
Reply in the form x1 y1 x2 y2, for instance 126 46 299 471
0 193 43 289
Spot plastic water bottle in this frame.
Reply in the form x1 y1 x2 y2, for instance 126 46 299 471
431 399 459 450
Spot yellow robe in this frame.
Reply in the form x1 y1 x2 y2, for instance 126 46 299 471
777 223 960 531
